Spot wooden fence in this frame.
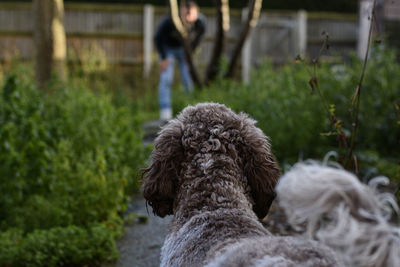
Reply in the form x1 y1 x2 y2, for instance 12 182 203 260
0 2 359 79
384 0 400 54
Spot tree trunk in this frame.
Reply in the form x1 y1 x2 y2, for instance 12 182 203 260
33 0 67 90
52 0 67 81
169 0 202 88
205 0 230 85
224 0 262 79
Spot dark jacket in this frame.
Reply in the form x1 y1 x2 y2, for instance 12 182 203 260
154 14 206 60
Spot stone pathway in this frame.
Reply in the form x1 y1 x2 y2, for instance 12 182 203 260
111 196 172 267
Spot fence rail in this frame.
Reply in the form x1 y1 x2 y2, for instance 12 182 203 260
0 2 359 78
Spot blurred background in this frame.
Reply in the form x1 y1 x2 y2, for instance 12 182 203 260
1 0 399 77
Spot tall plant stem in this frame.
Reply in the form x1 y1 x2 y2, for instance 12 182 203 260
345 0 377 169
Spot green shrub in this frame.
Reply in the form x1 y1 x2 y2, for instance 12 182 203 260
0 229 21 265
0 73 149 265
171 62 333 163
0 220 122 266
347 47 400 157
166 47 400 176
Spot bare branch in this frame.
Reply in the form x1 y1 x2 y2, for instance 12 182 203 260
345 0 377 169
169 0 187 38
168 0 202 88
224 0 262 79
205 0 230 84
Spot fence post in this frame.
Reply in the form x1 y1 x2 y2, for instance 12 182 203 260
241 8 252 84
143 4 154 78
357 0 373 59
297 10 307 58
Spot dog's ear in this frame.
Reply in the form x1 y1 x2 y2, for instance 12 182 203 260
142 119 184 217
239 114 281 219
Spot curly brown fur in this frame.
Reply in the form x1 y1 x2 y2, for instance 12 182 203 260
142 103 340 267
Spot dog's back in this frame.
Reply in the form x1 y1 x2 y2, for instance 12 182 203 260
143 103 343 266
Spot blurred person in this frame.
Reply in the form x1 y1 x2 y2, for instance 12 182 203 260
154 1 206 120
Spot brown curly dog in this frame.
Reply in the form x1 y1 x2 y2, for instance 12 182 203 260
142 103 341 267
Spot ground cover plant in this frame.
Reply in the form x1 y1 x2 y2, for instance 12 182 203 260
0 67 150 266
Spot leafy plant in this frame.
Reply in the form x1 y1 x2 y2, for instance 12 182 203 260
0 220 122 266
0 73 150 265
156 46 399 178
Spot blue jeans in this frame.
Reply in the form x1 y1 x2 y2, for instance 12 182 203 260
158 47 193 110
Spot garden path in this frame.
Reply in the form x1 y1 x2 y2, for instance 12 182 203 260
112 196 172 267
105 119 171 267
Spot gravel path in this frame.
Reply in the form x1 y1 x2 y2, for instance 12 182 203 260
111 196 172 267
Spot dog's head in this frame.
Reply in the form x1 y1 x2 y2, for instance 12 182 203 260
142 103 280 219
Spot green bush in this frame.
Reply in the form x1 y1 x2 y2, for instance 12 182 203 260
347 47 400 157
166 46 400 176
0 74 149 265
170 62 331 164
0 220 121 266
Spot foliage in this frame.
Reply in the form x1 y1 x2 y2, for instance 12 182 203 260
0 220 122 266
162 46 399 178
347 47 400 157
0 73 150 265
172 62 331 163
68 42 108 76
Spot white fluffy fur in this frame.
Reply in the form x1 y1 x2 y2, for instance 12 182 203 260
277 162 400 267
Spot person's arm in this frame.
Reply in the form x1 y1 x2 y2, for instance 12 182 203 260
154 16 172 60
190 14 206 51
